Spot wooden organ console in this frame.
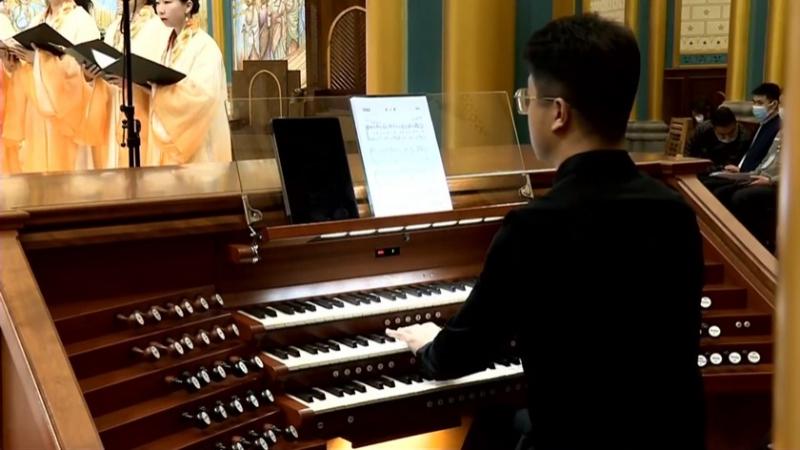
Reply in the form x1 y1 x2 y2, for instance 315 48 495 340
0 154 776 450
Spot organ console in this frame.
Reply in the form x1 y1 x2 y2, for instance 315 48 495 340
0 154 776 450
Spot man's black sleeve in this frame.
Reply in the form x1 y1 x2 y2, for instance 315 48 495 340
416 210 525 380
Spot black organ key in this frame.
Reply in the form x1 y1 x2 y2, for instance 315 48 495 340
285 347 301 358
385 288 408 299
496 359 511 367
300 344 319 355
322 386 344 397
379 376 396 388
296 300 317 311
433 282 458 292
362 378 386 390
327 297 345 308
423 284 442 294
375 290 399 301
296 392 317 403
315 341 333 352
383 333 397 343
350 293 373 304
339 384 357 395
367 334 387 344
272 303 296 315
412 285 434 296
395 375 413 385
286 301 308 313
465 279 477 287
353 336 370 347
400 286 423 297
310 298 333 309
310 389 327 401
345 382 366 393
326 340 341 351
339 337 359 348
336 294 361 306
259 306 279 318
409 374 424 383
362 292 383 303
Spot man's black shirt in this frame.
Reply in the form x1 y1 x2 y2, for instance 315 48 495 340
418 150 706 450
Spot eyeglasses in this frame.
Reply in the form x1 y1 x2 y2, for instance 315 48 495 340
514 88 557 115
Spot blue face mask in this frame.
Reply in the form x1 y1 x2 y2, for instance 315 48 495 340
752 105 768 121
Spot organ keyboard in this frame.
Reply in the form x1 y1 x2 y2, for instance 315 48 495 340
239 280 475 330
0 157 776 450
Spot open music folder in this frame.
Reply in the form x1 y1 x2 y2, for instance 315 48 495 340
11 23 72 56
10 24 185 87
64 40 186 86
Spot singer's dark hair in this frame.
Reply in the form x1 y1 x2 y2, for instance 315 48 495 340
178 0 200 15
74 0 93 12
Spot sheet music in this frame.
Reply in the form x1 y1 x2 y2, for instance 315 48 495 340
91 49 116 69
350 96 453 217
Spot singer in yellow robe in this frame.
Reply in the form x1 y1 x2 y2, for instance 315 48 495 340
149 0 231 166
86 1 169 168
0 6 16 174
4 0 100 173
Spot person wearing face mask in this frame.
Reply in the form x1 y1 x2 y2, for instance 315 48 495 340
386 14 705 450
719 83 782 175
713 105 784 253
687 106 751 172
146 0 231 166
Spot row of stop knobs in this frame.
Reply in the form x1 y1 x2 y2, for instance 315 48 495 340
182 389 276 428
166 355 265 391
213 425 299 450
118 294 225 327
132 323 241 361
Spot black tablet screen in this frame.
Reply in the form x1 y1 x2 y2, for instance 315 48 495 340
272 117 359 224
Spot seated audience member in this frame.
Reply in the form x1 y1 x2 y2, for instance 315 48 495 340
713 103 783 252
701 84 782 193
686 106 751 171
720 83 782 174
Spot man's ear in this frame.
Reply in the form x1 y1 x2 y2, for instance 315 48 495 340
551 98 570 133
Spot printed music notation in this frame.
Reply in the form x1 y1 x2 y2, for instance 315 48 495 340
350 96 453 217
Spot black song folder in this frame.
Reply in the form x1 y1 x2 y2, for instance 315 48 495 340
65 41 185 86
12 23 73 55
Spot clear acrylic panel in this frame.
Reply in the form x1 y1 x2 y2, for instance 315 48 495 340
233 91 527 222
0 162 244 211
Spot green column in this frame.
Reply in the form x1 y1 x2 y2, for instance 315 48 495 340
514 0 553 143
747 0 769 93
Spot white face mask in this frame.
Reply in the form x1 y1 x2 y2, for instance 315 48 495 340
715 133 736 144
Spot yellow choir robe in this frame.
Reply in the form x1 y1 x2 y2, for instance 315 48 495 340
148 21 232 166
1 10 17 174
86 7 169 168
3 2 100 173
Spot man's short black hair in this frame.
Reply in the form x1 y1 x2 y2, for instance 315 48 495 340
752 83 781 101
710 107 737 127
525 14 640 142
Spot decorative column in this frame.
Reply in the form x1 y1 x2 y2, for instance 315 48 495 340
774 1 800 448
553 0 576 18
443 0 516 149
726 0 751 100
765 0 788 85
648 0 666 120
366 0 407 94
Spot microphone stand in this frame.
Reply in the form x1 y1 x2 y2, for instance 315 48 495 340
121 0 141 167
